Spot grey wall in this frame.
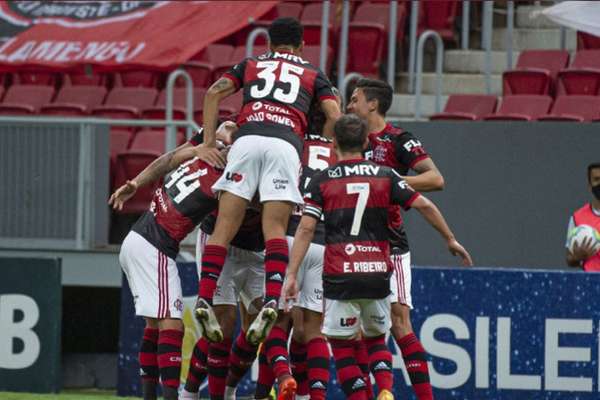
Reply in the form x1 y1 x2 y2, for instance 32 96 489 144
396 121 600 269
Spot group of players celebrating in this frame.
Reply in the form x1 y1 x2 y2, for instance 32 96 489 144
110 17 472 400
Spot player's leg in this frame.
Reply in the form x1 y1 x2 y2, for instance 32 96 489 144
157 318 184 400
289 308 309 400
323 299 368 400
181 336 209 399
361 298 394 400
354 335 375 400
262 311 296 400
207 304 237 400
389 252 433 400
139 318 159 400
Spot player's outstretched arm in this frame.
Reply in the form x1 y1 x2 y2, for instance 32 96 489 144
566 238 596 268
283 215 317 311
203 77 237 148
411 196 473 266
320 98 342 139
405 158 445 192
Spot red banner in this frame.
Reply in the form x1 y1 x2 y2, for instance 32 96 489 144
0 1 276 70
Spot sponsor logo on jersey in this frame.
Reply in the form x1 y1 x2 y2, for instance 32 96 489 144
403 139 423 152
345 243 382 255
273 178 288 190
340 317 358 327
252 101 263 111
344 164 380 176
373 145 387 163
370 314 386 325
272 51 309 64
345 243 356 255
225 172 243 182
343 262 387 273
328 166 342 178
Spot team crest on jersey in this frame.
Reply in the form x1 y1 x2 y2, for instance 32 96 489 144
373 145 387 163
328 166 342 178
174 299 183 312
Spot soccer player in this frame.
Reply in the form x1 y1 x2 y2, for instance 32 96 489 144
284 115 472 400
347 78 445 400
196 16 341 348
116 152 224 400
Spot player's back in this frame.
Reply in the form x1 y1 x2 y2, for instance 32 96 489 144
305 159 419 299
132 157 221 259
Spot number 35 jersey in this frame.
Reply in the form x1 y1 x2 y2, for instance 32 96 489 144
303 159 420 300
132 157 221 260
222 50 335 155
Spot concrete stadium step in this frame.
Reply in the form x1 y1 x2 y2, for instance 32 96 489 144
445 50 518 74
492 27 576 50
396 72 502 95
388 93 449 119
516 5 561 29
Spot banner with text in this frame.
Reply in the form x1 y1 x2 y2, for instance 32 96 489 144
0 1 276 70
0 257 62 393
118 265 600 399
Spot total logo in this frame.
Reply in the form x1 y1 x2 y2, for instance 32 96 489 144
344 243 382 255
225 172 243 182
252 101 263 111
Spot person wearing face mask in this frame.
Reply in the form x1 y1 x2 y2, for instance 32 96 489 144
566 162 600 271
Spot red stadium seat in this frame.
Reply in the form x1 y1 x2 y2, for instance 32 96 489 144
92 87 158 118
109 130 133 179
13 70 57 86
577 31 600 50
130 129 186 153
40 85 107 115
429 94 497 121
503 50 570 95
64 70 108 86
302 45 334 72
538 95 600 122
483 95 553 121
300 3 337 47
155 88 207 110
557 50 600 95
0 85 55 114
417 0 459 43
115 70 163 88
112 150 161 214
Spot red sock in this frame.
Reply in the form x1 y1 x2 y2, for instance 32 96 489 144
157 329 183 390
330 339 368 400
208 339 232 400
307 337 330 400
354 339 374 399
364 335 393 392
265 326 291 381
290 339 308 396
139 327 159 383
185 337 208 392
264 239 288 304
226 331 259 387
199 244 227 304
397 333 433 400
255 344 275 399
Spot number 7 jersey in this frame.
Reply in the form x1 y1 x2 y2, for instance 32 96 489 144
222 50 336 155
303 159 420 300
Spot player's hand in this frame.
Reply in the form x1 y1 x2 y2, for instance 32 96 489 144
570 237 598 262
108 180 138 211
447 239 473 266
282 276 299 313
216 121 238 146
195 145 226 169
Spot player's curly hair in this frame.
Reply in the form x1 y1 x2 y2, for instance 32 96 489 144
355 78 393 116
334 114 367 153
268 17 303 48
307 86 340 136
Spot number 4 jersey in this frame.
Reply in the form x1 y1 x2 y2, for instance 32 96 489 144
131 157 222 260
303 159 420 300
222 50 336 155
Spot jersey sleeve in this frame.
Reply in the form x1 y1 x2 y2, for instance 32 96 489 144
303 171 325 220
188 128 204 146
222 58 249 91
390 169 420 210
393 131 430 169
314 69 336 103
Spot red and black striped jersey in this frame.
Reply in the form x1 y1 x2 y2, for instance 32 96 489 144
303 159 420 299
365 123 430 253
132 157 221 259
287 134 337 244
223 50 335 155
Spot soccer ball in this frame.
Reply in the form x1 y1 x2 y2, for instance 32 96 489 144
568 225 600 253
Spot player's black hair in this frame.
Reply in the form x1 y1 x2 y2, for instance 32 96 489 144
307 86 340 135
355 78 393 116
334 114 368 152
268 17 303 49
588 162 600 183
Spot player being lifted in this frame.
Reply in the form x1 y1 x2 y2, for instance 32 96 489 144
347 78 446 400
284 115 472 400
196 17 341 347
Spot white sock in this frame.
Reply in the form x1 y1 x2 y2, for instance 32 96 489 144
224 385 237 400
179 388 198 400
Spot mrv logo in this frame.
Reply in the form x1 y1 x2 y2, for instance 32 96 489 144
391 314 598 393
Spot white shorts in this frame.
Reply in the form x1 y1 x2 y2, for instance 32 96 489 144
389 251 412 308
212 135 303 204
280 237 324 313
322 298 392 338
197 229 264 314
119 231 183 319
